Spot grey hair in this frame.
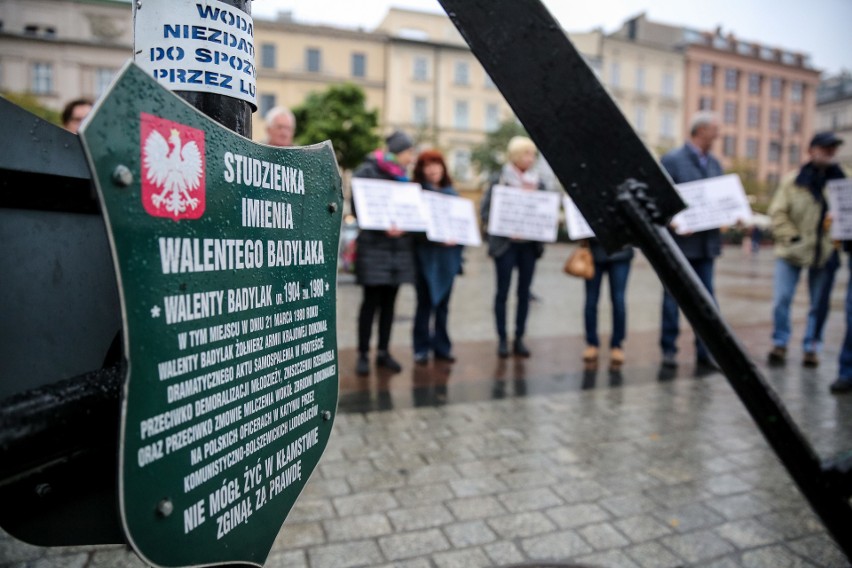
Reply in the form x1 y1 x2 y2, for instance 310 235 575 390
689 111 718 136
265 106 296 129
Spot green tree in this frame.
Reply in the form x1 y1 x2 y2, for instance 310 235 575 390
1 91 61 125
727 157 770 212
292 83 380 170
471 119 527 178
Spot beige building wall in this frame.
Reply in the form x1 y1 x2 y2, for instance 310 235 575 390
252 19 387 142
684 41 819 190
0 0 132 110
600 36 685 157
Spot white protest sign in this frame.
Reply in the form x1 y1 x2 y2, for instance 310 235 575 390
487 185 561 242
562 195 595 240
828 178 852 241
351 178 428 232
421 191 481 247
134 0 257 107
670 174 752 234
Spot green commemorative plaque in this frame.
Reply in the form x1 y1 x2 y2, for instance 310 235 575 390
79 62 342 567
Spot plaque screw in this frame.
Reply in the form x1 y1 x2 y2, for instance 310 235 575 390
35 483 52 498
112 165 134 187
136 0 142 8
157 498 174 517
327 202 338 213
321 410 332 421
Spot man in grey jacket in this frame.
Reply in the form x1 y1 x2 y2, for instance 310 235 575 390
659 111 723 375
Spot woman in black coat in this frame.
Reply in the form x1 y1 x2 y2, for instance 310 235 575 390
352 131 417 375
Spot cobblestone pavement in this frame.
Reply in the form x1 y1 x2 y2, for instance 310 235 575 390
2 245 851 567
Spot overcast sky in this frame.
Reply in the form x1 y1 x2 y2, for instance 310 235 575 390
251 0 851 76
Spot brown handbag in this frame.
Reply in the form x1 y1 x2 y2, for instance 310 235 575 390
563 245 594 279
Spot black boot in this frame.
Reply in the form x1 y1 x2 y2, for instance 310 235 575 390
498 339 510 358
513 338 530 358
355 353 370 376
376 351 402 373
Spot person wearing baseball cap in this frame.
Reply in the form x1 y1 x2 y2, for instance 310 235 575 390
768 131 846 372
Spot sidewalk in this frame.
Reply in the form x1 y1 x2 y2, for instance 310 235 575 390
2 245 850 567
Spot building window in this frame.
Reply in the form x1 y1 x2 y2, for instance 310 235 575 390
413 56 428 81
790 81 804 102
305 48 321 73
635 67 646 93
484 73 496 89
700 63 714 86
746 138 759 159
770 77 783 99
769 109 782 133
634 106 647 134
768 140 781 163
747 105 760 127
453 100 469 130
259 94 276 117
661 72 674 97
413 96 428 126
31 62 52 94
454 61 469 86
609 62 620 88
699 96 713 111
351 53 366 78
94 67 115 97
724 68 739 91
661 110 675 138
453 148 471 181
724 101 737 124
723 135 737 157
748 73 761 95
788 144 800 165
485 103 500 132
790 112 802 134
260 43 276 69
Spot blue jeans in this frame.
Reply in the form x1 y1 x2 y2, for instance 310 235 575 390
660 257 715 360
771 257 834 353
413 271 453 357
812 250 840 348
839 253 852 382
493 242 538 341
584 259 632 348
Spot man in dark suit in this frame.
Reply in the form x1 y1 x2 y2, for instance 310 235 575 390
659 111 723 375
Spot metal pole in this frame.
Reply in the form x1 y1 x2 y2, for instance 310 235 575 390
617 179 852 559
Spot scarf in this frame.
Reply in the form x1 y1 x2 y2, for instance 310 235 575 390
795 161 846 265
370 149 409 181
794 162 845 201
499 162 540 189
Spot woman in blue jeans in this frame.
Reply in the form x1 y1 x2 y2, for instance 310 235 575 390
582 239 634 370
480 136 545 358
411 150 463 364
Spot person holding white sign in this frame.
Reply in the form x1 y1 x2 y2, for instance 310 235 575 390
411 150 464 365
767 132 847 369
658 111 724 375
351 131 417 376
480 136 546 359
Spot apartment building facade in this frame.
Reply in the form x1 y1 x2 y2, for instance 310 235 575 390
0 0 131 110
816 72 852 169
571 28 686 157
613 13 820 194
252 17 387 139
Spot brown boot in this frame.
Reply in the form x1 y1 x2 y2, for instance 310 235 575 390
582 345 599 362
610 347 625 371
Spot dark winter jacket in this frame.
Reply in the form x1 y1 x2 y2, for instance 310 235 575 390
352 154 416 286
660 143 724 260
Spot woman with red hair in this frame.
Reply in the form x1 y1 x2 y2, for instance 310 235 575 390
411 150 463 364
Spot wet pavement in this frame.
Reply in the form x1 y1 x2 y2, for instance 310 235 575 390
3 244 852 567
